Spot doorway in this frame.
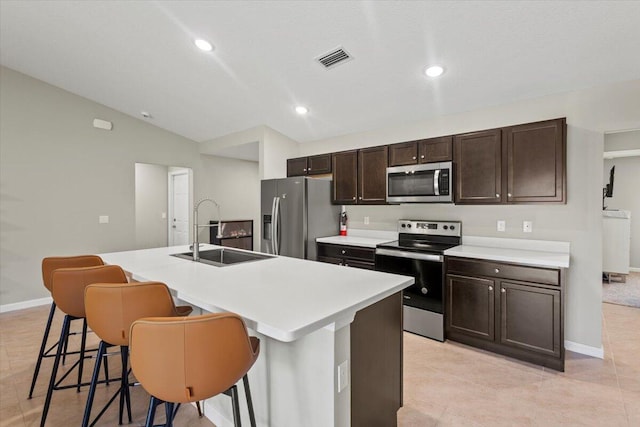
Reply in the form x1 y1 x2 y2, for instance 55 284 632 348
169 168 191 245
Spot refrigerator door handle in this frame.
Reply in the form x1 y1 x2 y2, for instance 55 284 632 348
270 197 277 254
274 197 281 255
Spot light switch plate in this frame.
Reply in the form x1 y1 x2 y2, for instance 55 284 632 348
523 221 533 233
497 220 506 232
99 215 109 224
364 216 370 225
338 360 349 393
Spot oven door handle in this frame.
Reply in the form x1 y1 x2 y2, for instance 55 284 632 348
375 248 444 262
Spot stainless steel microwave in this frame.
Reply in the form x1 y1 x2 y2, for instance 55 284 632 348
386 161 453 203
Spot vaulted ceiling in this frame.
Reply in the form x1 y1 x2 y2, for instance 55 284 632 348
2 1 639 143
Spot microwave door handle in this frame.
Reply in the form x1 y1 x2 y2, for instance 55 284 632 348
434 169 440 196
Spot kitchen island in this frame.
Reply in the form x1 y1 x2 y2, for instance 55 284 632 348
99 245 413 427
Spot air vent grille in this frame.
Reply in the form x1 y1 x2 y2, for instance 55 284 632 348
316 47 353 69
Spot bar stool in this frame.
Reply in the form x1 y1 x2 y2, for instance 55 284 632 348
130 313 260 427
29 255 104 399
39 264 128 427
82 282 193 427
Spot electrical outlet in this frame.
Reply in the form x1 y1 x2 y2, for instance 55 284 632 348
161 212 167 219
364 216 370 225
99 215 109 224
523 221 533 233
497 220 506 232
337 360 349 393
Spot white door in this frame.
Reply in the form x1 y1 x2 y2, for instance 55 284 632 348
170 172 190 245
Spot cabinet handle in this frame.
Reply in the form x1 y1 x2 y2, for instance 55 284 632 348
303 168 307 172
488 286 493 291
496 193 500 198
352 196 356 200
308 167 311 171
421 155 425 159
501 288 506 293
359 196 362 200
341 250 346 254
508 193 512 197
494 268 500 273
345 263 349 267
412 156 416 160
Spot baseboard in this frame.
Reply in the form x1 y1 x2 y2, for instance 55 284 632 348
203 400 234 427
564 340 604 359
629 267 640 272
0 296 52 314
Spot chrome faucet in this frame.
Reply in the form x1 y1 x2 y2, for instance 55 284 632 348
192 198 222 261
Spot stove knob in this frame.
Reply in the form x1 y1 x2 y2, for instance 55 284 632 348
443 225 448 230
421 287 428 295
450 225 455 230
401 223 406 228
407 224 412 228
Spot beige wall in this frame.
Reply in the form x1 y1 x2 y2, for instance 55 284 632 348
135 162 169 249
197 155 260 250
0 67 258 306
300 79 640 350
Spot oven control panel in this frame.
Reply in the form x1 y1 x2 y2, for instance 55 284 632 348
397 220 461 237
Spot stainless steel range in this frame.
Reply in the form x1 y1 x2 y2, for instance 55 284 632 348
375 220 461 341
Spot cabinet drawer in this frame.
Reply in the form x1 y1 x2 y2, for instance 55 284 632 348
317 256 342 266
317 243 375 262
447 257 559 286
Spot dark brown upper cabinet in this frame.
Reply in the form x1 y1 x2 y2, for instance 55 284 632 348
332 150 359 204
504 119 566 203
454 118 566 205
287 153 332 177
389 136 453 166
358 146 388 204
454 129 503 204
332 147 388 205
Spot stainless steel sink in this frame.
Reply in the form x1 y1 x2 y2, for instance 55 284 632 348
173 248 274 267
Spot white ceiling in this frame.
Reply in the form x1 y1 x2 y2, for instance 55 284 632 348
2 1 639 144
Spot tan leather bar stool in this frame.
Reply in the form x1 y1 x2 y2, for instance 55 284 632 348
130 313 260 427
29 255 105 399
39 264 128 427
82 282 193 427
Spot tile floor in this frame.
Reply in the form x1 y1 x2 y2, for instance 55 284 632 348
1 302 638 426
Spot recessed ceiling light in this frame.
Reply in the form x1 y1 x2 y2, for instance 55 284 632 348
424 65 444 77
194 39 213 52
295 106 309 115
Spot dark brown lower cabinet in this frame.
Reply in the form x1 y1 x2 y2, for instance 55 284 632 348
351 292 403 426
446 257 564 371
317 242 375 270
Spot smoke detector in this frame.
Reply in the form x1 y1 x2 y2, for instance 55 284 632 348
316 46 353 69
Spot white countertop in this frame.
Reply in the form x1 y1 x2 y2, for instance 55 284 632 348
316 235 395 248
603 209 631 219
444 236 570 268
99 245 413 342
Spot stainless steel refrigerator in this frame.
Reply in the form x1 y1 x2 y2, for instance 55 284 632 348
261 177 340 260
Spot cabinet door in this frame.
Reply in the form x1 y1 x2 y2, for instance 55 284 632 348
388 141 418 166
287 157 308 177
505 118 565 203
332 150 358 204
454 129 503 204
358 146 388 204
419 136 453 163
446 274 495 341
499 281 561 357
308 154 332 175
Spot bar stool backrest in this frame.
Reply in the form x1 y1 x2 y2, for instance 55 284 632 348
85 282 179 347
130 313 259 403
42 255 104 292
51 265 127 318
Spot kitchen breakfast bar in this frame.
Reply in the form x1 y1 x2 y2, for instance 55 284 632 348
99 245 413 427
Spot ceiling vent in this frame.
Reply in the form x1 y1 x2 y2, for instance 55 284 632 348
316 46 353 69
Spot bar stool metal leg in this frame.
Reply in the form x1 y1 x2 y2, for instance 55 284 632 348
77 319 88 392
229 385 242 427
28 302 57 399
81 341 106 427
243 374 257 427
144 396 161 427
40 314 71 427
